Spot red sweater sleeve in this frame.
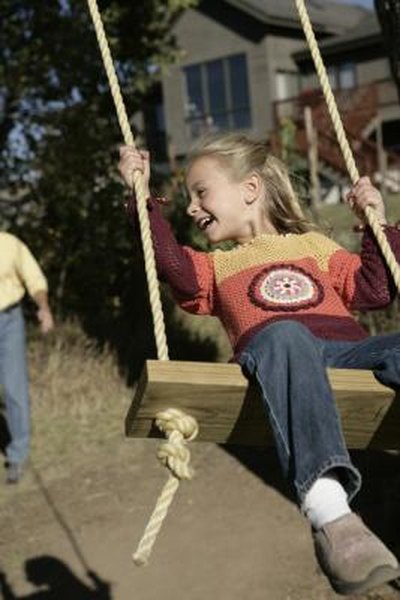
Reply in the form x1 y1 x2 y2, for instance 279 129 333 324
328 225 400 310
126 195 215 314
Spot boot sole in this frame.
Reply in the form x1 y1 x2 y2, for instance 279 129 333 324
332 564 400 596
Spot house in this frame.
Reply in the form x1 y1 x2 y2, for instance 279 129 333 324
146 0 400 191
294 12 399 101
292 12 400 154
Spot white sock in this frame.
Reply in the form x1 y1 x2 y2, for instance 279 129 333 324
302 474 351 530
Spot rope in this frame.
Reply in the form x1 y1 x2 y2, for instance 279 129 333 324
133 408 199 566
86 0 169 360
86 0 201 565
294 0 400 293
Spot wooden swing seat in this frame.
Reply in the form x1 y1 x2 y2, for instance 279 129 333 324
125 360 400 450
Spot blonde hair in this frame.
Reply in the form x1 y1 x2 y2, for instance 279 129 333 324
187 133 315 234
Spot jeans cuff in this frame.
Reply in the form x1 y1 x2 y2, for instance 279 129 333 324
296 455 362 505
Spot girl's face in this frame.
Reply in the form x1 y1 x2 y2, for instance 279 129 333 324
186 156 272 244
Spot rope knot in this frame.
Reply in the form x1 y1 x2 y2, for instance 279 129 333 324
155 408 199 480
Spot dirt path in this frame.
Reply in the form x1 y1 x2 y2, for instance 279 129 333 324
1 439 400 600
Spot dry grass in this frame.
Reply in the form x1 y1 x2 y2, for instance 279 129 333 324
27 322 131 477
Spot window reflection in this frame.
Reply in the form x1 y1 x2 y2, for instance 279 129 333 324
184 53 252 137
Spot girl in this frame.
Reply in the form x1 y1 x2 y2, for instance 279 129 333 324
118 134 400 596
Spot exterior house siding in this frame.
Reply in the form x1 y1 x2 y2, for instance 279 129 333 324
357 58 389 84
163 8 258 156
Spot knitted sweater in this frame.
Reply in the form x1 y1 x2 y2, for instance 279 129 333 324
128 198 400 360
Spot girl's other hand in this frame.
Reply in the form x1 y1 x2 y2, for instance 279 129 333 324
118 146 151 197
345 176 387 225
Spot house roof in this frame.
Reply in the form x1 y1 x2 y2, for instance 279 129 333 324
293 12 383 64
224 0 370 35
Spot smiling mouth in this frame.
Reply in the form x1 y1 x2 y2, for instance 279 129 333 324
197 216 215 231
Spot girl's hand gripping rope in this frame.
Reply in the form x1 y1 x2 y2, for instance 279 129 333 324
118 145 151 198
345 177 387 226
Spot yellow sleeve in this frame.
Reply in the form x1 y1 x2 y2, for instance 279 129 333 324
15 240 48 298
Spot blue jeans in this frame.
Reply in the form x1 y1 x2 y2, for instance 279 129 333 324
239 320 400 504
0 304 30 465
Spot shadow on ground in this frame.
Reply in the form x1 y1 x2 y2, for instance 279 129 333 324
351 450 400 555
0 464 113 600
0 558 111 600
223 445 400 563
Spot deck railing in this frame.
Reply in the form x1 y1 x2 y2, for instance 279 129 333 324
272 79 400 178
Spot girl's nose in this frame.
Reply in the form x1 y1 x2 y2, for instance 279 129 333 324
186 199 199 217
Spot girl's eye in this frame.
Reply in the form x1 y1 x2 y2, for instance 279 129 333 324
198 189 206 198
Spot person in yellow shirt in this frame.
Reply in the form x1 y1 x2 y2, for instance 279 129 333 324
0 232 54 483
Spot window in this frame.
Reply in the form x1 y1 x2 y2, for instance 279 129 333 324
327 63 356 90
275 70 300 101
339 63 356 89
184 53 252 138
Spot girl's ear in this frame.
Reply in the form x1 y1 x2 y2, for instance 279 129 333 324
243 172 263 205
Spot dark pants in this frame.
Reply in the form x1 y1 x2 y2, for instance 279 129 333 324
239 320 400 504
